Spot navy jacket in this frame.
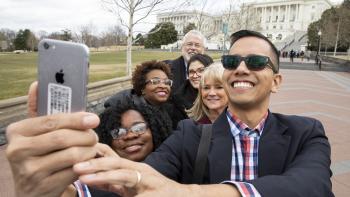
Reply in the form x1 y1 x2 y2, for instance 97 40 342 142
145 111 334 197
168 56 187 92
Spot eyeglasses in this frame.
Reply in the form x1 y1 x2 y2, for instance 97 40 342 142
221 55 278 73
110 122 148 139
188 67 205 77
146 78 173 87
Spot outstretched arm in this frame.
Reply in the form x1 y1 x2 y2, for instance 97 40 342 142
6 82 100 197
74 146 241 197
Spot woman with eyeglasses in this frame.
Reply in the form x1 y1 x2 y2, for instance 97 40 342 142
187 62 228 124
173 54 214 111
104 60 187 129
73 101 172 196
96 101 172 162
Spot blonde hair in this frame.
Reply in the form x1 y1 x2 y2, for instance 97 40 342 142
187 62 225 121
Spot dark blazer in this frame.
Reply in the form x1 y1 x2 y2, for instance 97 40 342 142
173 79 198 110
145 111 334 197
169 56 187 92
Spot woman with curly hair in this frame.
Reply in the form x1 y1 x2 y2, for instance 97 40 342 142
73 101 172 197
187 62 228 124
104 60 187 129
96 101 172 161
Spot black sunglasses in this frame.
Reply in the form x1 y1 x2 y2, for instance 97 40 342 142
221 55 278 73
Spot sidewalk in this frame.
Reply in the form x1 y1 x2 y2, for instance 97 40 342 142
1 68 350 196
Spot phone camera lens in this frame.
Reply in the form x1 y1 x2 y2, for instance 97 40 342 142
43 42 50 49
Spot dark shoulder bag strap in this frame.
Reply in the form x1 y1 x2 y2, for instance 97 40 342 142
192 124 213 183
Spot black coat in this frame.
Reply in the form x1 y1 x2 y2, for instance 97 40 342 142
168 56 187 93
173 80 198 110
145 111 334 197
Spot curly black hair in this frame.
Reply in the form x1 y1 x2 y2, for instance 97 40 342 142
132 60 172 96
95 100 173 151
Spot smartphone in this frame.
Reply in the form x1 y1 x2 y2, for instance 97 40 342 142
37 39 89 116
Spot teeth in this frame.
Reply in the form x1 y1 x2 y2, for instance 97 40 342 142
233 82 253 88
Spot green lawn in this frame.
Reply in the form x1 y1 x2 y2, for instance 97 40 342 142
0 50 221 100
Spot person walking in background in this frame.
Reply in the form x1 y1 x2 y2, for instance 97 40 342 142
289 49 295 63
300 50 305 62
166 30 206 92
173 54 213 111
187 62 228 124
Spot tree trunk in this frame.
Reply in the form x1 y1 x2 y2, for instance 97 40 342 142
333 18 341 57
126 0 134 77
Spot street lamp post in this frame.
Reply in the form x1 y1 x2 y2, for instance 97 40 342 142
316 30 322 70
317 30 322 55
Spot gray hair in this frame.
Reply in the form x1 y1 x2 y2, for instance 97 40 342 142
182 30 207 48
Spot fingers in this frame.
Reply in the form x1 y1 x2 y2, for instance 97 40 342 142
18 146 98 181
6 112 100 139
27 81 38 118
7 128 98 160
79 169 140 188
95 143 119 157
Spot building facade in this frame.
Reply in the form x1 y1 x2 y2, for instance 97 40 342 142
246 0 332 41
157 11 221 38
157 0 334 49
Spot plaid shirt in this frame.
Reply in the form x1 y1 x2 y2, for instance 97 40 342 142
224 110 268 197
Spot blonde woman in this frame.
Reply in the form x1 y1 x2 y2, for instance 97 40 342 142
187 62 228 124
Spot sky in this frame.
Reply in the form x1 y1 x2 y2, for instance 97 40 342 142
0 0 344 36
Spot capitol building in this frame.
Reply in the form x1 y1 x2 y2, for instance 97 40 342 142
157 0 333 50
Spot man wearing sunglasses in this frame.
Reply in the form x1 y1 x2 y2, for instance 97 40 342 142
141 30 333 197
5 30 333 197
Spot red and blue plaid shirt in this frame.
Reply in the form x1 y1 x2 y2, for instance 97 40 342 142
224 110 268 197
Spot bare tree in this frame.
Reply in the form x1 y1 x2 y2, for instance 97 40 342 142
101 0 189 76
101 0 168 75
78 23 97 47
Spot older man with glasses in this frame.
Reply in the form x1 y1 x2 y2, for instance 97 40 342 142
166 30 206 92
6 30 333 197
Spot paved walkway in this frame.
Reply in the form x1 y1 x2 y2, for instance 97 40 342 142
0 68 349 196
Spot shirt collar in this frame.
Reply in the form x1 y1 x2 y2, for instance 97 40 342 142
226 109 268 137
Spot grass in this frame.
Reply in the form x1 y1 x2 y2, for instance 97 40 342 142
0 50 221 100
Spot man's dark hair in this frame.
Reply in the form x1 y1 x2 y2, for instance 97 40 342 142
230 30 280 73
95 101 172 151
187 54 214 75
132 60 173 96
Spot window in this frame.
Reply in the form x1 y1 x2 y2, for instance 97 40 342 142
273 25 276 29
277 34 282 40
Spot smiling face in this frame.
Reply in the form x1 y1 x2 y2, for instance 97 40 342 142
143 69 171 105
201 77 228 115
188 60 205 89
222 36 282 111
181 34 205 62
111 109 153 162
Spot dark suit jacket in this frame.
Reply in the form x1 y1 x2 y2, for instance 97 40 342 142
145 111 334 197
168 56 187 92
